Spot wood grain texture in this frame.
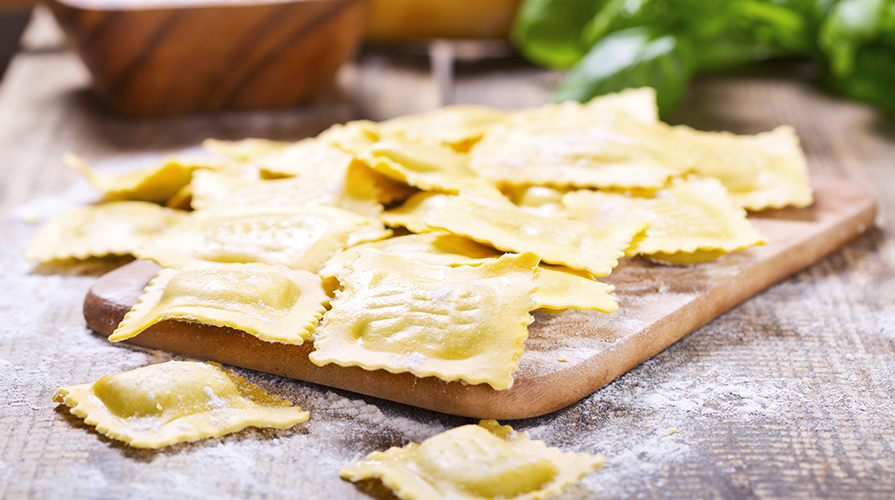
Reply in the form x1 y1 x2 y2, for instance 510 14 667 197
47 0 368 115
82 176 876 419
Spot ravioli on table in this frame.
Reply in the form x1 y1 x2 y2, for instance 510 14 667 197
341 419 603 500
25 201 187 263
136 204 392 272
53 361 309 449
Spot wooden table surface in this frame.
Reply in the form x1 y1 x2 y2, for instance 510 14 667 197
2 8 894 500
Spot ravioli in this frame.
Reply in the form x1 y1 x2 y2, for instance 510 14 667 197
380 192 456 233
53 361 309 449
328 121 500 196
563 176 767 264
378 105 507 152
319 232 503 280
252 138 355 180
423 196 646 277
534 265 616 313
470 89 812 209
310 251 539 390
25 201 187 263
671 125 813 210
380 192 515 234
64 153 225 204
469 106 690 190
189 169 382 217
340 419 604 500
503 185 573 218
110 263 327 344
136 205 392 272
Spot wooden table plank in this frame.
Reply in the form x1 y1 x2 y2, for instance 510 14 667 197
2 11 895 500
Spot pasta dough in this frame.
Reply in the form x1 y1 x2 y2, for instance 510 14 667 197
110 263 327 345
340 419 604 500
25 201 187 262
310 251 539 390
53 361 309 449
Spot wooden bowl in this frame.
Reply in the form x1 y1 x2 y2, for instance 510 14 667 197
364 0 521 42
47 0 368 116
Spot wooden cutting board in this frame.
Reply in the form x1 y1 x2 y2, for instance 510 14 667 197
83 175 876 420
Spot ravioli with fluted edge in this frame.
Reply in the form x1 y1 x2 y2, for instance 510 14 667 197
64 152 227 205
53 361 309 449
469 104 691 191
189 168 382 218
25 201 187 263
340 419 604 500
110 263 327 345
672 125 813 210
136 205 391 272
377 104 507 153
310 250 539 390
563 176 767 264
319 232 503 280
423 195 647 277
326 120 501 196
534 265 617 313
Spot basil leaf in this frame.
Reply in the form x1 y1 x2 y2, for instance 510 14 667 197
824 41 895 116
512 0 610 68
553 28 696 116
818 0 889 76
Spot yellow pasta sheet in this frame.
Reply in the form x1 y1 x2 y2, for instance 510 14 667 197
423 196 646 276
563 176 767 264
53 361 309 449
136 205 391 272
341 419 604 500
110 263 327 344
310 251 539 390
25 201 187 262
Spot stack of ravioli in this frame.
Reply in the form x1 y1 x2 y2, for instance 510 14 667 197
27 88 812 392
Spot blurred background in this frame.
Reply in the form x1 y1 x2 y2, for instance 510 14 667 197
2 0 893 118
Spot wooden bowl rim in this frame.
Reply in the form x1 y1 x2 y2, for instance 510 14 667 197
48 0 350 14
